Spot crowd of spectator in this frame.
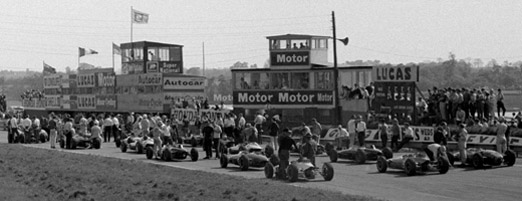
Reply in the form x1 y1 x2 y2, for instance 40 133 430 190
20 89 44 101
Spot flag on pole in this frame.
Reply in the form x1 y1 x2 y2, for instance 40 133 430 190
112 43 121 55
43 62 57 75
132 9 149 24
79 47 98 57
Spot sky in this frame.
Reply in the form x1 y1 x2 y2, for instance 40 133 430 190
2 0 522 72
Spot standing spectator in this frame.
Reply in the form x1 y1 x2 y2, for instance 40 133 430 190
9 114 19 143
48 114 57 148
21 115 32 143
355 115 366 147
89 120 102 148
300 133 317 166
496 118 508 154
497 89 506 117
396 122 414 151
103 115 113 142
261 113 271 137
64 117 74 149
476 90 486 120
41 116 49 140
223 113 236 139
347 115 356 149
311 118 322 140
213 121 223 159
32 116 41 141
201 120 214 159
378 119 389 148
488 89 497 118
141 114 150 137
455 107 466 125
151 122 163 159
456 123 468 167
112 115 121 142
277 128 298 179
236 113 246 144
253 112 266 134
268 116 280 150
335 125 349 149
161 121 173 146
433 122 448 146
79 115 88 136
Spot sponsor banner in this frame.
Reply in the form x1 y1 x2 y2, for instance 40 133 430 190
61 76 70 88
96 95 117 110
45 95 62 109
116 74 138 86
118 94 163 112
163 76 205 90
164 91 205 104
22 99 46 109
77 95 96 110
77 73 96 88
372 65 419 82
137 73 162 86
43 74 62 89
372 82 416 117
270 51 310 66
209 93 233 105
233 90 334 105
162 61 183 73
147 61 159 73
96 72 116 87
357 126 522 147
170 108 227 125
62 95 78 110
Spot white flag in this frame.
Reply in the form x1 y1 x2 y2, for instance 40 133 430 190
132 9 149 24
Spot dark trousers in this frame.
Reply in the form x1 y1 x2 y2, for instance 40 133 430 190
224 126 234 137
203 139 212 158
162 136 174 146
213 138 220 158
497 101 506 117
8 128 14 143
65 131 73 149
112 125 120 142
391 135 399 150
357 131 365 147
278 150 290 178
234 128 243 145
103 127 112 142
381 134 388 148
397 136 413 151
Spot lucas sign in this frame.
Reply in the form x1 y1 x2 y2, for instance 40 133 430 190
270 51 310 66
373 65 419 82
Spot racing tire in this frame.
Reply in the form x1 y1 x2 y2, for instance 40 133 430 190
120 142 128 153
504 150 516 166
329 150 338 162
163 150 173 161
145 146 154 160
264 163 275 179
382 147 393 159
59 138 64 149
404 158 417 176
239 155 250 171
322 163 334 181
438 156 450 174
137 143 144 154
190 148 199 162
376 156 388 173
265 145 275 158
269 154 280 167
287 163 299 182
92 138 101 149
325 142 334 154
472 153 484 169
39 133 47 143
355 149 367 164
220 155 229 168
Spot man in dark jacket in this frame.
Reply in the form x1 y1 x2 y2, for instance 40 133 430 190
201 121 214 159
434 122 448 145
268 117 280 150
277 128 297 179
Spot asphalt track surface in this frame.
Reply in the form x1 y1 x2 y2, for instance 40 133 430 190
1 131 521 201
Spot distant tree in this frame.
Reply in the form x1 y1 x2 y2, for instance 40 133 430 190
186 67 201 75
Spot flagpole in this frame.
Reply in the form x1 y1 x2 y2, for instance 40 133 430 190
131 6 133 44
112 43 115 69
130 6 134 60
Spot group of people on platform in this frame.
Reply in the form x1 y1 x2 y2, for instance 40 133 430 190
418 87 508 125
20 89 44 101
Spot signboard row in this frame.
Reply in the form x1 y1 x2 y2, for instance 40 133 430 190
232 90 334 105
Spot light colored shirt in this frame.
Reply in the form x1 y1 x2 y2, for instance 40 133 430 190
254 114 265 125
22 118 32 128
104 118 114 126
112 117 120 126
224 117 235 127
33 118 40 128
497 123 508 138
238 117 246 129
91 125 101 139
355 121 366 132
10 117 18 128
213 124 222 139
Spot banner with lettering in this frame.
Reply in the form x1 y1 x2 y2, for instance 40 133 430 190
163 76 205 90
77 95 96 110
233 90 334 105
77 73 96 88
45 95 62 109
62 95 78 110
96 95 117 110
43 74 62 89
118 94 163 112
164 92 206 104
170 108 228 125
372 65 419 82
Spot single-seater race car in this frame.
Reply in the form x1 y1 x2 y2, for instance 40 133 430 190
59 132 101 149
376 147 450 176
264 157 334 182
120 136 152 154
220 142 270 171
325 143 393 164
145 143 199 162
448 148 516 169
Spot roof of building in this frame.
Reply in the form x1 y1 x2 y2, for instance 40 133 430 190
266 34 330 40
